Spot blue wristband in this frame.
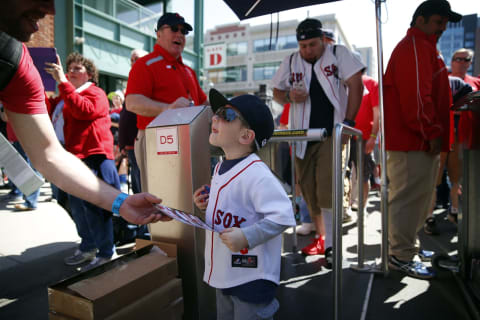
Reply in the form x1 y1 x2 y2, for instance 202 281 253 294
112 193 128 216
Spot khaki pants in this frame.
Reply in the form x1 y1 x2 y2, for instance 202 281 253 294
387 151 440 261
134 129 148 193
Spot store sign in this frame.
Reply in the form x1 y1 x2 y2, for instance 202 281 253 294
156 126 179 155
204 43 226 69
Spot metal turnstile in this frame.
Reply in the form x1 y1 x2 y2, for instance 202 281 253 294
145 106 215 320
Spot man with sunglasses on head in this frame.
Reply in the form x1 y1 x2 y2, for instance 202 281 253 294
126 12 207 192
272 18 365 262
383 0 462 279
0 0 167 226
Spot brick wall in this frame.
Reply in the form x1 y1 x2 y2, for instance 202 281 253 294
26 15 55 48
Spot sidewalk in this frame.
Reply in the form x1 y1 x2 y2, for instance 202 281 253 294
0 183 80 320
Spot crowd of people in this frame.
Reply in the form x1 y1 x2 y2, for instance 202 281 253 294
0 0 479 318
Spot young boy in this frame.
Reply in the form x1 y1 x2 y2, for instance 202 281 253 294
194 89 296 320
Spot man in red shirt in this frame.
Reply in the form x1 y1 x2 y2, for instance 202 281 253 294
0 0 167 226
383 0 461 279
352 75 379 207
126 12 207 192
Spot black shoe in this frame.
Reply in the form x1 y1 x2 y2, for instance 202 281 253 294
324 247 333 269
423 217 438 235
388 255 436 279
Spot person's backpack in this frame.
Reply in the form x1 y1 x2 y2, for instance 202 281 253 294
0 31 22 91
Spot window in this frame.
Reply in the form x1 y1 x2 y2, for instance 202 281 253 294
253 62 281 81
227 42 248 56
277 35 297 50
208 66 247 84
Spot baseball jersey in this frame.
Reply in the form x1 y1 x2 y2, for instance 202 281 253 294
272 44 365 159
203 153 295 289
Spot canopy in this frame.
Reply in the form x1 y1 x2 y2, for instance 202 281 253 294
224 0 341 20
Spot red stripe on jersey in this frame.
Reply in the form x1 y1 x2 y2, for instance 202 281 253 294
207 160 262 284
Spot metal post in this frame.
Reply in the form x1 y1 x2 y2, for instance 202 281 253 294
356 138 365 268
332 123 363 320
375 0 389 274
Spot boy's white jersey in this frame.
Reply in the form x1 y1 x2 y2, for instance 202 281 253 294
203 153 295 289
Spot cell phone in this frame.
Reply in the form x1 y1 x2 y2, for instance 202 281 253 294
28 47 57 91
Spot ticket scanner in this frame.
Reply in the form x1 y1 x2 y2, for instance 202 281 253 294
145 106 215 320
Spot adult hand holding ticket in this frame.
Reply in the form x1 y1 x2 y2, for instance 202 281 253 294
155 204 219 232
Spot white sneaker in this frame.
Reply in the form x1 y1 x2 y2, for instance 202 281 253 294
296 223 315 235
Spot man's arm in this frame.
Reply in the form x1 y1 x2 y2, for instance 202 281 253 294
366 106 379 154
126 94 190 117
344 71 364 121
273 87 308 105
6 110 166 224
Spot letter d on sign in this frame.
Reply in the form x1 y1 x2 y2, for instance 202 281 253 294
209 53 222 66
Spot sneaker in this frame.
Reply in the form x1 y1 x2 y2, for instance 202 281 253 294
301 236 325 255
342 210 353 224
418 249 435 262
14 203 35 211
388 255 436 279
77 256 111 273
296 223 315 235
423 217 438 235
324 247 333 269
0 192 22 202
64 249 97 266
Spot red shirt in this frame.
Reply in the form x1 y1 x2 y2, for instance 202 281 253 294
459 74 480 149
355 76 378 140
279 103 290 126
384 28 451 152
126 44 207 130
52 81 114 160
0 44 46 115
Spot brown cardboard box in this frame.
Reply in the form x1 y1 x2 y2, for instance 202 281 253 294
105 278 183 320
48 243 178 320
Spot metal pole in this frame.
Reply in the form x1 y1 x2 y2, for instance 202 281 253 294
333 125 344 320
332 124 363 320
290 142 298 251
375 0 389 274
357 138 365 268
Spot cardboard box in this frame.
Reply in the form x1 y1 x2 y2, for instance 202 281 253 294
48 243 178 319
105 278 183 320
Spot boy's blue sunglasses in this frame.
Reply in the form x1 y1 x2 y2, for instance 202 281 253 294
215 107 244 123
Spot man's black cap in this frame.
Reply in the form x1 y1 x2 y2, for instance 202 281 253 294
209 89 274 150
413 0 462 23
156 12 193 32
296 18 323 41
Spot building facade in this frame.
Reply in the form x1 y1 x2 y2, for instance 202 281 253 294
439 14 479 76
203 14 375 101
27 0 204 94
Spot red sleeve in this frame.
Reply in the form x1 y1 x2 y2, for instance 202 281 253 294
191 68 207 104
60 82 109 120
393 40 442 141
0 45 47 114
125 61 153 97
280 103 290 126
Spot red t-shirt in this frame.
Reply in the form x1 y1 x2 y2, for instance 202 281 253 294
126 44 207 130
459 74 480 149
279 103 290 126
0 44 46 115
355 76 379 140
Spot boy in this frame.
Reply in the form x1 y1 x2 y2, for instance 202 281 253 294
194 89 296 319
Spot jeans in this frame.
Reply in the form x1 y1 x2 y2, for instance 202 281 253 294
127 149 141 194
12 141 41 208
297 196 312 223
69 155 120 258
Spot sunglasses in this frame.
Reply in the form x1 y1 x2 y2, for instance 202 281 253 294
215 107 245 122
453 57 472 63
163 25 189 35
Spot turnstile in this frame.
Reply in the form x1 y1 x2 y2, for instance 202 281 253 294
145 106 215 320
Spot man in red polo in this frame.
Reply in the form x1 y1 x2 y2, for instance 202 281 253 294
126 12 207 192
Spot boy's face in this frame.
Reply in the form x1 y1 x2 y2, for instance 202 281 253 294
209 105 249 150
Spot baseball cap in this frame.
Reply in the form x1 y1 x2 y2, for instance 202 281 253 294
296 18 323 41
156 12 193 32
209 89 274 150
322 29 335 41
412 0 462 23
